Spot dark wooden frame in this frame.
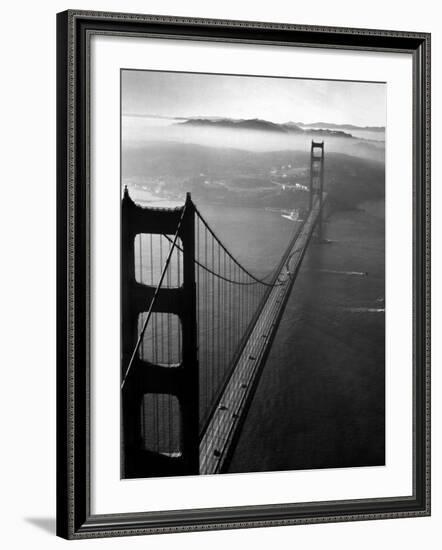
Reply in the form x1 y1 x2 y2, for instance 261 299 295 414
56 9 431 539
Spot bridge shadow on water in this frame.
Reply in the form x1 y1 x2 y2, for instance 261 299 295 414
227 204 385 474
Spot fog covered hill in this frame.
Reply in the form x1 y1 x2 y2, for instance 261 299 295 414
178 117 354 138
178 117 289 133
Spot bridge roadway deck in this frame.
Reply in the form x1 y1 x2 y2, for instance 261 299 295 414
199 196 324 475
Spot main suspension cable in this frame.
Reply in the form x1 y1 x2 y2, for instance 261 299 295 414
162 233 285 287
193 204 282 286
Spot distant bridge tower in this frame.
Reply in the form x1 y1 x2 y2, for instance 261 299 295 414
309 140 325 239
121 189 199 478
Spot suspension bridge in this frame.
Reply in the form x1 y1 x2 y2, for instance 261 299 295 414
121 141 326 478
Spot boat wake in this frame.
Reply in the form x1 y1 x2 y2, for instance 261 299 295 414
311 269 368 276
343 307 385 313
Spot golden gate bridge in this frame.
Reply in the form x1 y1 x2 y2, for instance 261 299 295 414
121 141 326 478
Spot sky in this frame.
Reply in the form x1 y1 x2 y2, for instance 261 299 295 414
122 69 386 128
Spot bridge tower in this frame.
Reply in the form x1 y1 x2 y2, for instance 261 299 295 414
121 189 199 478
309 140 325 238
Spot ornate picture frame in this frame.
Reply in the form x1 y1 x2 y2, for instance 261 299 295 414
56 10 430 539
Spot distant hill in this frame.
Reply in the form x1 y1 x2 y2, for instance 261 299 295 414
177 117 354 138
178 117 289 133
294 122 385 132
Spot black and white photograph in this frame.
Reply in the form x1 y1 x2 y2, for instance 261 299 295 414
120 69 386 479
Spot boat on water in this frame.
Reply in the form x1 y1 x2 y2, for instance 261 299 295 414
281 209 301 222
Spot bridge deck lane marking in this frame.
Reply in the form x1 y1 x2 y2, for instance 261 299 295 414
199 198 323 475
